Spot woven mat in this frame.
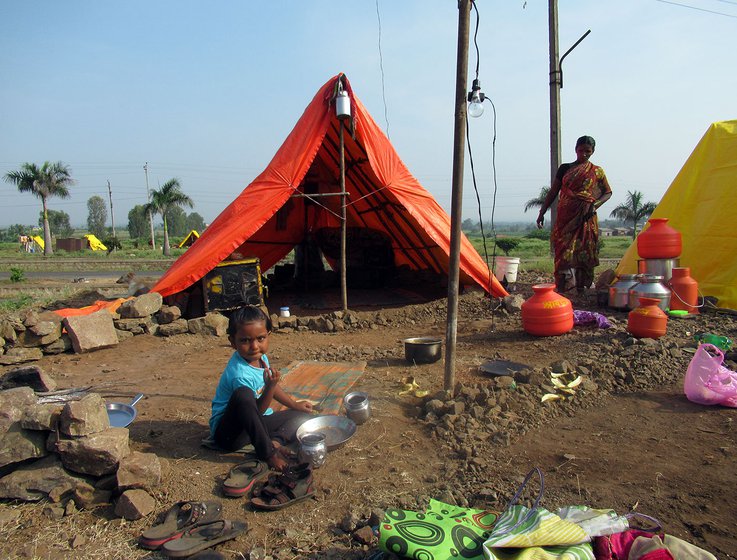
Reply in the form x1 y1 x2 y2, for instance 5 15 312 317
272 360 367 415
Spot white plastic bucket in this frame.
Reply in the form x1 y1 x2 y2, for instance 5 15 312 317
493 257 520 283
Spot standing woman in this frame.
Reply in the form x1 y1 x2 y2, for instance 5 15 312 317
536 135 613 293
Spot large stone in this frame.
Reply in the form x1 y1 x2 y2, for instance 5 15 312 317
42 333 73 355
18 326 62 347
0 455 90 502
56 427 130 476
115 451 162 491
0 423 48 468
21 402 64 431
59 393 110 436
63 310 119 353
114 317 156 335
157 319 190 337
114 488 155 520
0 364 57 392
0 347 43 365
118 292 163 319
155 305 182 325
0 319 19 343
0 387 37 424
29 313 63 337
188 313 228 336
71 481 112 509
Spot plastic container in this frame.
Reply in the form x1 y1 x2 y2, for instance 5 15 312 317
636 218 682 259
493 256 520 283
521 283 573 336
628 274 671 311
628 296 668 339
279 306 290 318
668 267 699 314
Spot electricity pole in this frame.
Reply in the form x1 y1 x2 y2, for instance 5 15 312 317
107 180 117 249
444 0 471 392
144 162 156 250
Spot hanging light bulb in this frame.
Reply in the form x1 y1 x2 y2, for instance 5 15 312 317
336 84 351 120
467 78 485 118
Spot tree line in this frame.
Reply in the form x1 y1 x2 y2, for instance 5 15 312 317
3 161 205 255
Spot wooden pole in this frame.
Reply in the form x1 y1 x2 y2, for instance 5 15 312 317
548 0 561 254
444 0 471 392
339 119 348 312
107 180 117 249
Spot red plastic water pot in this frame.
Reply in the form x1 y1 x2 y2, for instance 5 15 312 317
668 266 699 314
637 218 682 259
522 283 573 336
628 296 668 339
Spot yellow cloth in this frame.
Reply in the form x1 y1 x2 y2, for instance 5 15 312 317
616 120 737 310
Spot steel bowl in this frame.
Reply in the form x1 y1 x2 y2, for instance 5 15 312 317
296 415 357 451
403 337 442 364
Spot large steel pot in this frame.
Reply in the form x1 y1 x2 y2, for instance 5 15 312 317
609 274 639 310
637 258 680 282
403 337 442 364
628 274 671 311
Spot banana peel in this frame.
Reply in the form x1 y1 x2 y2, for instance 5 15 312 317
541 393 563 402
398 376 429 398
542 372 585 403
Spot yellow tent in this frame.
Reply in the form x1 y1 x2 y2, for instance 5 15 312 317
616 120 737 310
31 235 44 251
83 234 108 251
178 230 200 248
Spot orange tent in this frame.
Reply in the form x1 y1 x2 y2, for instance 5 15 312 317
152 74 507 300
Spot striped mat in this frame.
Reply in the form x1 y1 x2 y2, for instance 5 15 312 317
272 360 367 415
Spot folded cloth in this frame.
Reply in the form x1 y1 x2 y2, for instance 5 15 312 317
379 499 499 560
573 310 611 329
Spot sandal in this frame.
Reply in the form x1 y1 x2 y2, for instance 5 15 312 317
162 519 247 558
222 458 271 497
139 500 223 550
250 464 314 511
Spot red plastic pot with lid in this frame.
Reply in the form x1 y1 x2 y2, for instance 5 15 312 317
637 218 682 259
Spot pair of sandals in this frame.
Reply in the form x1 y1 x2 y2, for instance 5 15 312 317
223 458 314 511
138 500 246 558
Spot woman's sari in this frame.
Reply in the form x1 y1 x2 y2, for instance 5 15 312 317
551 162 611 291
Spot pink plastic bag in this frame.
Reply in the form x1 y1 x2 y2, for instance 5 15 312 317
684 343 737 407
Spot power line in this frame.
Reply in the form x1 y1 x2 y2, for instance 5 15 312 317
654 0 737 18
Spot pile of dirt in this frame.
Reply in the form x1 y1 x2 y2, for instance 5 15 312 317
1 275 736 559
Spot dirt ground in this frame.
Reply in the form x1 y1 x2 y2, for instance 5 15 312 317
1 273 736 560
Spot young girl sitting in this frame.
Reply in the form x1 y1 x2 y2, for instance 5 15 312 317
209 305 313 472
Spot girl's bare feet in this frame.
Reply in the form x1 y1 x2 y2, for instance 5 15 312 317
268 440 289 471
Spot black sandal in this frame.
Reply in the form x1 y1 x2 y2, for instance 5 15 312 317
250 464 314 511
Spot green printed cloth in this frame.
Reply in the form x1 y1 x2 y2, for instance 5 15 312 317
379 499 499 560
483 505 594 560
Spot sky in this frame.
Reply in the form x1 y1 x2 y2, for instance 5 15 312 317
1 1 735 231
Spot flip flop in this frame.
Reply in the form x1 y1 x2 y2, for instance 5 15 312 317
162 519 247 558
222 458 271 497
250 464 314 511
139 500 223 550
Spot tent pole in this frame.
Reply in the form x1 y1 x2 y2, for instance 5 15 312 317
340 119 348 312
445 0 471 392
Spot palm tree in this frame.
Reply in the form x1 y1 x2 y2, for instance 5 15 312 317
608 190 657 239
144 178 193 256
524 186 550 213
4 161 74 256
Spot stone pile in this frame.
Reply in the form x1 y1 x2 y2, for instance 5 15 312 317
0 366 164 521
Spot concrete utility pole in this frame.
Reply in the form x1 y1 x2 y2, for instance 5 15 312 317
444 0 471 392
549 0 590 250
107 180 117 248
143 162 156 250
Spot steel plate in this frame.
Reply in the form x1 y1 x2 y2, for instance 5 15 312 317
296 415 357 451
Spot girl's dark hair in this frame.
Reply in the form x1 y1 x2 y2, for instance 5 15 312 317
227 305 272 335
576 135 596 149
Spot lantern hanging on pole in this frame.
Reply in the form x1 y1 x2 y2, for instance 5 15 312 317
336 83 351 120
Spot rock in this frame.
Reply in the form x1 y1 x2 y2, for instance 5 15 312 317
64 499 77 516
115 451 162 491
157 319 190 337
56 427 130 476
114 488 155 520
59 393 110 437
502 294 525 313
0 347 44 365
72 481 112 509
0 422 48 469
70 534 87 548
340 511 360 532
0 319 19 343
0 455 90 501
188 313 228 336
353 525 376 545
114 317 157 335
0 507 21 526
155 305 182 325
63 311 119 353
18 323 62 347
41 333 73 355
115 329 135 341
277 315 298 329
118 292 163 319
43 504 65 520
21 402 63 431
0 365 57 392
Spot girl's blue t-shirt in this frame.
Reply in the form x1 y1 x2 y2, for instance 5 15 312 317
209 352 272 435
